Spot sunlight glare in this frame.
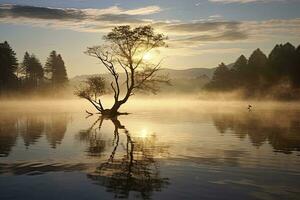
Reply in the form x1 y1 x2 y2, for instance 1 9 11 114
143 52 152 61
140 128 149 138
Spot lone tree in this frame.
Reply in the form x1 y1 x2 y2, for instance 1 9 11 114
76 25 169 116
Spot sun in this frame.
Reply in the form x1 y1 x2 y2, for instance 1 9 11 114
143 52 152 61
140 128 149 138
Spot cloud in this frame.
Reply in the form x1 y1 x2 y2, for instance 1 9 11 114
0 4 247 37
0 4 160 22
209 0 290 3
180 30 248 42
0 4 86 20
0 3 299 48
152 20 248 46
244 18 300 39
122 6 161 15
0 4 157 32
209 14 223 19
156 21 241 33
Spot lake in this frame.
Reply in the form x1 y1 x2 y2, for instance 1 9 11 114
0 99 299 200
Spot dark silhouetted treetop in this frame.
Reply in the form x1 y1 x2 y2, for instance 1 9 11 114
296 45 300 86
245 48 268 87
45 51 68 87
45 50 57 77
232 55 248 72
29 55 44 80
0 42 69 96
248 48 268 69
54 54 68 84
21 53 43 81
205 42 300 98
268 43 297 85
0 41 18 91
206 63 233 90
20 51 31 79
230 55 248 87
19 52 44 90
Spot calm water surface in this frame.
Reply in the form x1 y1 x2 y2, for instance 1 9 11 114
0 100 299 200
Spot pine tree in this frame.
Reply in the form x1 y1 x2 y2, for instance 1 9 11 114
206 63 233 90
204 43 300 95
45 50 57 82
247 48 268 88
20 51 31 79
248 48 268 69
20 52 44 89
231 55 248 86
232 55 248 72
0 41 18 92
54 54 68 85
268 43 297 86
45 51 68 89
28 54 44 88
267 44 282 83
292 45 300 87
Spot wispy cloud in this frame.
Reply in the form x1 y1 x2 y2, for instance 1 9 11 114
0 4 86 20
0 4 299 49
209 0 290 4
152 20 248 46
155 21 240 33
178 30 248 42
0 4 246 38
0 4 159 24
0 4 155 32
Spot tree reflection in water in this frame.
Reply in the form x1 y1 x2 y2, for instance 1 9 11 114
45 114 68 149
77 117 106 157
20 117 44 148
0 114 18 157
0 113 69 157
82 116 169 199
212 111 300 154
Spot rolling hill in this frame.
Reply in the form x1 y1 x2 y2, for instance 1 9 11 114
70 67 217 94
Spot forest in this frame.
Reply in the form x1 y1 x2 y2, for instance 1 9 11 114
0 41 68 97
205 43 300 99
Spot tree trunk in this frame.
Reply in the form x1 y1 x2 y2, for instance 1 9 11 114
111 101 122 113
103 86 133 117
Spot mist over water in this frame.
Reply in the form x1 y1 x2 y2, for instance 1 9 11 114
0 99 300 200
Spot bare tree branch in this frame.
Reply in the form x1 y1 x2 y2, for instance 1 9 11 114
80 25 168 116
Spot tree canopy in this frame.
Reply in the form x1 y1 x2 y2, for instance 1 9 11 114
205 63 233 90
0 41 18 92
45 51 68 88
20 52 44 88
0 41 69 97
78 25 169 116
205 42 300 99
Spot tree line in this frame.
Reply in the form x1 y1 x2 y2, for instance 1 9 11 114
0 41 68 97
205 42 300 99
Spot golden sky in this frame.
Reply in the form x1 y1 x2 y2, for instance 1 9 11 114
0 1 300 77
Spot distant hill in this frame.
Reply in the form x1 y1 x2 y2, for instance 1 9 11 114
158 67 216 79
70 66 219 94
72 67 216 81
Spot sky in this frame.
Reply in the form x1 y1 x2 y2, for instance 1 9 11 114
0 0 300 77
